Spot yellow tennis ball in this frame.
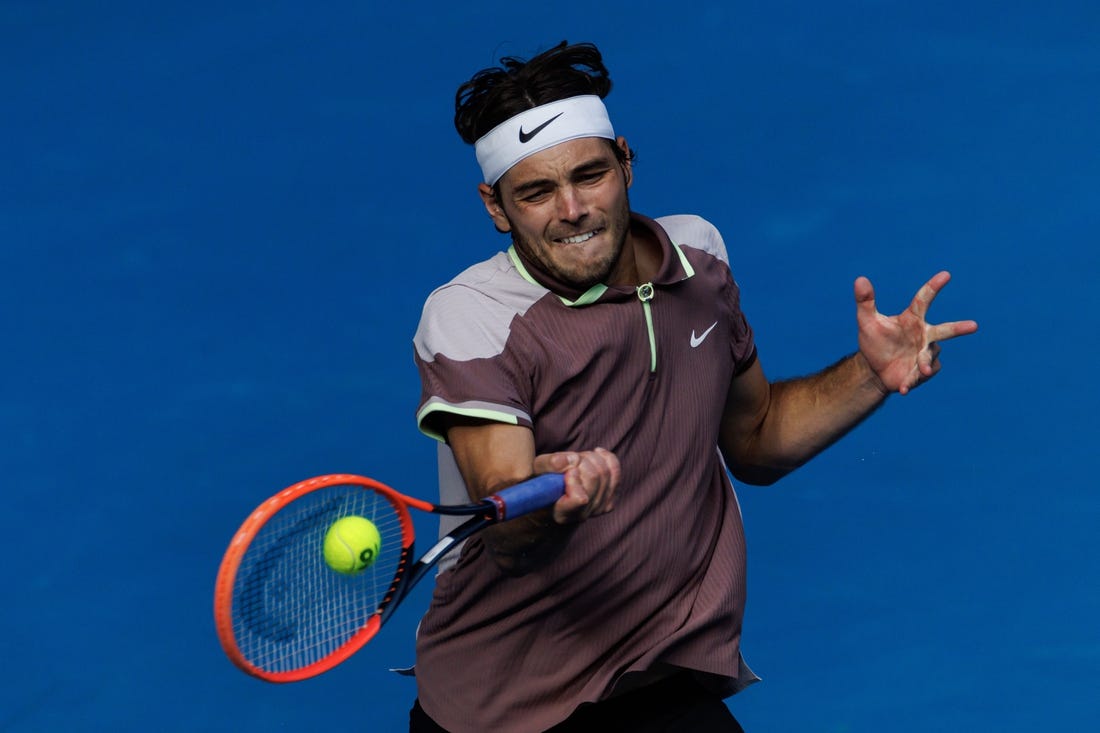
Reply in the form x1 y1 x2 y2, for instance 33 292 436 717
323 516 382 575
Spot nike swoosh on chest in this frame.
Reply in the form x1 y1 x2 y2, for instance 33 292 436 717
690 321 718 347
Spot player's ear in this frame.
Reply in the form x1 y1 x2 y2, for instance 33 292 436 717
478 183 512 234
616 136 633 188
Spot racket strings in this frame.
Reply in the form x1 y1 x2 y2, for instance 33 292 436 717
231 485 408 674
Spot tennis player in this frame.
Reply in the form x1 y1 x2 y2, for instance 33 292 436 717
409 41 977 732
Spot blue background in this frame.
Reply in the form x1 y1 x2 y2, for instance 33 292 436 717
3 1 1097 730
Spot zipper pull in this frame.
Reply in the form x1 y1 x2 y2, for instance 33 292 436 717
636 282 654 302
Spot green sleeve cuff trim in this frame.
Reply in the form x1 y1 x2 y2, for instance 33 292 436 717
416 403 521 442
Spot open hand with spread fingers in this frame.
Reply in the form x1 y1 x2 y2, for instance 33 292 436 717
856 271 978 395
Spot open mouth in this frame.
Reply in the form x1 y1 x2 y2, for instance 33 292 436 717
555 228 603 245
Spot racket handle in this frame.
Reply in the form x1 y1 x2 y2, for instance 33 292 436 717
489 473 566 520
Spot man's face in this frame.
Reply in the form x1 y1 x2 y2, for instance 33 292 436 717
480 136 633 289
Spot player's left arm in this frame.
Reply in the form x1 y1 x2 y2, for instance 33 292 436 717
719 271 978 485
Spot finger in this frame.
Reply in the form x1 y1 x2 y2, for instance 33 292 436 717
931 346 942 375
552 448 621 522
919 356 942 380
534 452 587 523
588 448 621 512
918 345 935 376
909 271 951 320
573 449 619 515
927 318 979 343
916 341 944 379
553 473 591 523
597 447 622 489
533 451 580 474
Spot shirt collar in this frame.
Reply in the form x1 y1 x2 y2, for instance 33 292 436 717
508 212 695 306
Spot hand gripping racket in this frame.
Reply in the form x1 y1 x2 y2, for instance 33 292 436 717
213 472 564 682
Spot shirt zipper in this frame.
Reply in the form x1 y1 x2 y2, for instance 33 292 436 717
636 282 656 373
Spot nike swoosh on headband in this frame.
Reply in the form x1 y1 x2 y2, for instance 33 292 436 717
518 112 564 143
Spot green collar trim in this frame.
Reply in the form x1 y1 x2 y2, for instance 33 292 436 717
672 240 695 279
507 245 608 307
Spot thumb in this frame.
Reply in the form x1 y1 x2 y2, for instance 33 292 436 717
854 276 877 317
532 451 579 475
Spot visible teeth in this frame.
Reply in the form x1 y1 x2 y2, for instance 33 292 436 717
558 230 599 244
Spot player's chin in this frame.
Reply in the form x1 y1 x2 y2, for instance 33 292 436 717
557 251 617 287
563 268 611 290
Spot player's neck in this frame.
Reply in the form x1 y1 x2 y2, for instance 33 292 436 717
607 221 661 286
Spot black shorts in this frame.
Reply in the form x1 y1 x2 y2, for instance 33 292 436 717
409 671 745 733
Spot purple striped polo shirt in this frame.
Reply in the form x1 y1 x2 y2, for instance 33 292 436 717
412 213 758 732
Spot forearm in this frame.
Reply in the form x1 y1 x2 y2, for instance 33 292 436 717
443 419 615 575
724 352 888 484
443 422 560 572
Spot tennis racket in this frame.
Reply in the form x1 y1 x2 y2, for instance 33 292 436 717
213 472 564 682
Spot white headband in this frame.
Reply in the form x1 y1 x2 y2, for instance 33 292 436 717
474 95 615 186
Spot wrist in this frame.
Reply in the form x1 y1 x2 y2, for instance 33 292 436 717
853 351 891 398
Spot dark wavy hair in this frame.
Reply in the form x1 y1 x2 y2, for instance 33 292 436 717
454 41 635 167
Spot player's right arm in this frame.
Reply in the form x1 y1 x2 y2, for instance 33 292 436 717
440 415 620 574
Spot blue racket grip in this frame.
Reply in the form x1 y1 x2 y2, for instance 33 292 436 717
489 473 566 521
